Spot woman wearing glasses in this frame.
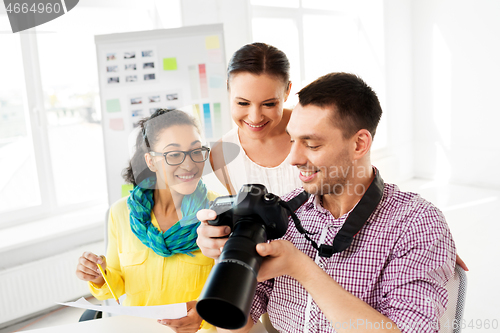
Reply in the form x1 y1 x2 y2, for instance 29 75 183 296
76 109 216 333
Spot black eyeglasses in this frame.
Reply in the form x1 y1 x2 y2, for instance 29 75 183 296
149 146 210 166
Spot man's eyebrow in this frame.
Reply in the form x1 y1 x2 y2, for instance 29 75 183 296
298 134 323 140
287 130 323 141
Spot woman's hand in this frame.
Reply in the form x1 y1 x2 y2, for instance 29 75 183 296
456 254 469 271
158 301 203 333
75 251 106 286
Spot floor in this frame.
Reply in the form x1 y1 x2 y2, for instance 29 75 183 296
0 179 498 332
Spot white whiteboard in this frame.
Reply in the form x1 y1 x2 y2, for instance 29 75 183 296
95 24 230 205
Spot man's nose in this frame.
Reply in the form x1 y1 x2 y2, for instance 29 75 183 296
289 142 307 167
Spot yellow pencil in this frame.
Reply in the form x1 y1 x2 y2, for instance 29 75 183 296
97 263 120 305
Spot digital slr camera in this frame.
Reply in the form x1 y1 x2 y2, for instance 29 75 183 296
196 184 290 329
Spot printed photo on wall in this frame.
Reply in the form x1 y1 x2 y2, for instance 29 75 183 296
149 95 160 103
107 77 119 84
143 62 155 69
144 73 155 81
142 50 153 57
131 109 144 117
107 66 118 72
130 97 142 105
166 93 178 101
126 75 138 82
106 53 116 61
124 52 136 59
125 64 137 71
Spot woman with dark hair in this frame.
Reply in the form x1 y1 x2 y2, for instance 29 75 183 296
208 42 303 333
76 109 218 332
211 42 302 196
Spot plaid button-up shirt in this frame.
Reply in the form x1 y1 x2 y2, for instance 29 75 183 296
251 183 456 333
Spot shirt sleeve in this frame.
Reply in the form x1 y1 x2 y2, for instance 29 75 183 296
378 204 456 333
88 207 125 300
250 279 274 324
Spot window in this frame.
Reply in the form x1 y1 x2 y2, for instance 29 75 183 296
0 4 159 227
0 18 42 216
251 0 387 150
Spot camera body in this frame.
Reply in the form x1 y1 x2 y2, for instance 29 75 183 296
196 184 290 330
208 183 289 240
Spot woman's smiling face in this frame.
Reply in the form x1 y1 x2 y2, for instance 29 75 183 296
147 124 205 195
229 72 290 139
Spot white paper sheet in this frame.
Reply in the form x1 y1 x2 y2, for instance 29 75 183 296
58 297 187 320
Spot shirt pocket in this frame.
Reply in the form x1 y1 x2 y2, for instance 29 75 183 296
177 252 214 293
119 250 150 295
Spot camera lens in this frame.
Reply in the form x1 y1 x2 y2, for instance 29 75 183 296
196 221 267 329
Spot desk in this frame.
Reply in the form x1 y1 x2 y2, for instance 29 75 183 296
23 315 267 333
23 316 209 333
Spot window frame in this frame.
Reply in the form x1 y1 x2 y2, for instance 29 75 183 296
0 1 163 229
250 1 389 156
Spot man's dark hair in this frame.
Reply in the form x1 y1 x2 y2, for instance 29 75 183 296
297 72 382 139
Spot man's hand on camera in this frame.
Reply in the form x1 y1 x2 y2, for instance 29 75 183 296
196 209 231 259
255 240 309 282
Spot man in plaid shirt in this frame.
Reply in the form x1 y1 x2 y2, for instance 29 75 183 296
196 73 456 333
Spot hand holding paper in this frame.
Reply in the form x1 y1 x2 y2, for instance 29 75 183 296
157 300 203 331
58 297 187 320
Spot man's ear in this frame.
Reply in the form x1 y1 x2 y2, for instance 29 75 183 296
352 129 372 160
144 153 157 172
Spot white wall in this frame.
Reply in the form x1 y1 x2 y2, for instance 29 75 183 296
372 0 414 185
181 0 252 64
412 0 500 189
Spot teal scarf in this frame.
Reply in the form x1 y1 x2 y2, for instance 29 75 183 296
127 178 209 257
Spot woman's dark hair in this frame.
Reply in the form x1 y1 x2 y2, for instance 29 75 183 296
122 109 201 187
227 42 290 88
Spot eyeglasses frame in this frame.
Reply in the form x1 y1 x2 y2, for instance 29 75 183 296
148 146 211 166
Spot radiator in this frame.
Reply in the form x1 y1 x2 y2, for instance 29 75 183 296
0 242 104 327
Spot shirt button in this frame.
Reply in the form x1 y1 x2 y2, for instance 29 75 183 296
311 303 317 311
318 263 325 269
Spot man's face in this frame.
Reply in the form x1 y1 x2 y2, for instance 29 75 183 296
287 103 354 196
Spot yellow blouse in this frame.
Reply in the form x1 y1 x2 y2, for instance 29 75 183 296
89 191 218 310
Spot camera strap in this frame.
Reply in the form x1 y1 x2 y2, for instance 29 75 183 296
280 169 384 258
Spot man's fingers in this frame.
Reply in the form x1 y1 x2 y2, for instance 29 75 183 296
256 242 278 257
